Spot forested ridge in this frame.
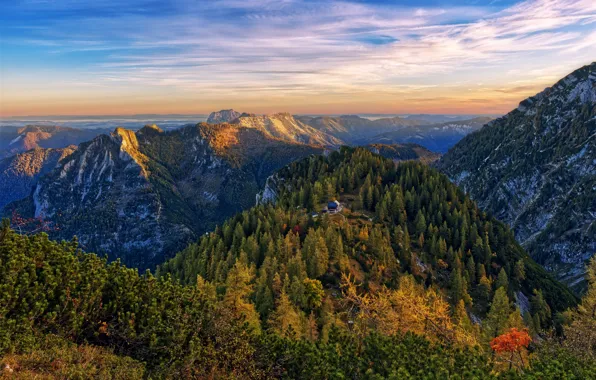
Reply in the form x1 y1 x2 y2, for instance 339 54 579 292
1 148 595 378
160 147 575 315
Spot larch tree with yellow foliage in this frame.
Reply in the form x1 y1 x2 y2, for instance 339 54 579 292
223 259 261 333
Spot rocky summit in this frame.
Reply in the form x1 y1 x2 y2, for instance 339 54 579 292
437 62 596 290
206 109 242 124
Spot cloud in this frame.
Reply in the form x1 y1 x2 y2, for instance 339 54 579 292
1 0 595 115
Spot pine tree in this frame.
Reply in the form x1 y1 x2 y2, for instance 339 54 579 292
302 278 324 311
415 211 426 236
483 287 511 342
514 259 526 284
305 311 319 342
454 300 478 345
312 236 329 278
450 267 464 305
530 289 551 331
495 268 509 292
563 257 596 360
466 256 476 285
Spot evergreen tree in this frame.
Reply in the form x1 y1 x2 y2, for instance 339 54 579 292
495 268 509 292
414 211 426 236
466 256 476 285
514 259 526 284
530 289 551 331
449 267 464 305
483 287 511 342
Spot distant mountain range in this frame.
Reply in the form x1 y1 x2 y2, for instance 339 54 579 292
363 117 494 153
437 62 596 290
0 125 110 159
205 110 495 152
0 115 443 268
231 112 343 146
294 114 426 142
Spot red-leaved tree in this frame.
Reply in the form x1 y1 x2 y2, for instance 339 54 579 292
490 327 531 371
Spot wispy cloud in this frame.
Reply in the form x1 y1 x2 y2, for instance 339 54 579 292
1 0 594 115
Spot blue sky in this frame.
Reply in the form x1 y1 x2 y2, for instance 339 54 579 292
0 0 594 116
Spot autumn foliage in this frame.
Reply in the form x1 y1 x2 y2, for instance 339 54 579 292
491 328 531 353
490 328 531 372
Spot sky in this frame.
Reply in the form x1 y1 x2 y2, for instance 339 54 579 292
0 0 595 117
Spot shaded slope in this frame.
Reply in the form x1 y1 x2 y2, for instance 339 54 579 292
437 62 596 290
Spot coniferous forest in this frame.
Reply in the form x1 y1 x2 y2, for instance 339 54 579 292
1 148 595 378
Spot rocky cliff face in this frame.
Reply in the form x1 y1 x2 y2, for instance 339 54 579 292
207 109 242 124
0 147 75 211
437 62 596 290
5 123 323 269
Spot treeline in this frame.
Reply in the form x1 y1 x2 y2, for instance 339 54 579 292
1 223 595 378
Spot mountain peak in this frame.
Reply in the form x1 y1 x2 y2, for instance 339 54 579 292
207 109 242 124
517 62 596 113
138 124 164 134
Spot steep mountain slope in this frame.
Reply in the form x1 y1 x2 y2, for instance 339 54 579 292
0 125 109 159
232 112 343 146
366 143 441 164
207 109 242 124
296 114 426 143
5 123 322 268
162 147 576 318
0 147 76 211
437 62 596 289
364 117 493 153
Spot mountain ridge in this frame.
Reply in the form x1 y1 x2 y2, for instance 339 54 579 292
437 62 596 289
4 123 324 268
